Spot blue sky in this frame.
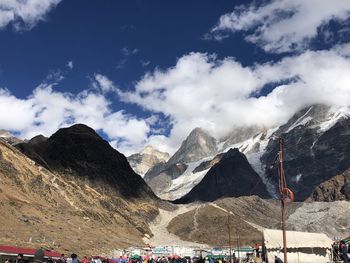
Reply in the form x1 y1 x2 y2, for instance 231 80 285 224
0 0 270 98
1 0 350 155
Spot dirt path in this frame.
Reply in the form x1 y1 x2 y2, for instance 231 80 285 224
147 204 207 247
189 205 202 240
209 203 265 231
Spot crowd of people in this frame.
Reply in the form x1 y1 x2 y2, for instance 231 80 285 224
332 240 350 263
2 254 246 263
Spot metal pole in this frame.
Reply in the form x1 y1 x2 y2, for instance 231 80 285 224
227 215 232 263
279 138 288 263
236 227 240 261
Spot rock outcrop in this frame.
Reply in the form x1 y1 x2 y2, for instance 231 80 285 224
310 169 350 201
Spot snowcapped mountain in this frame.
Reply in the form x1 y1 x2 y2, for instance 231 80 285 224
143 128 218 200
128 145 170 177
261 104 350 201
130 104 350 202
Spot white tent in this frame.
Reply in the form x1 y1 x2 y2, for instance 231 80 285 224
263 229 333 263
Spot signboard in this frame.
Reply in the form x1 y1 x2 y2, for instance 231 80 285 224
152 247 173 255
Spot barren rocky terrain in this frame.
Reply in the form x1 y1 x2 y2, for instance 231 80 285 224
0 126 161 255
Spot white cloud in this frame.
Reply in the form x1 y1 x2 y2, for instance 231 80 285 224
211 0 350 53
121 47 139 56
0 0 62 31
0 79 150 156
93 73 117 93
67 61 73 70
117 46 350 154
3 46 350 156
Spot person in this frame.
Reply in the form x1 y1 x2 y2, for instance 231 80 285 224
255 244 260 258
71 254 79 263
57 254 67 263
34 248 45 263
16 254 26 263
274 256 283 263
47 258 54 263
340 241 349 263
82 257 89 263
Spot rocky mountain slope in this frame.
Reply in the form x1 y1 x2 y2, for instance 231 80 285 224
165 196 349 247
128 145 170 177
175 149 269 203
1 124 161 255
166 196 299 247
310 168 350 201
0 129 23 145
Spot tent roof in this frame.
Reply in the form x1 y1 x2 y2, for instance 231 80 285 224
263 229 332 249
0 245 61 258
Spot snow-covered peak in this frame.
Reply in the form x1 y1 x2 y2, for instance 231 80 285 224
318 106 350 133
279 104 350 134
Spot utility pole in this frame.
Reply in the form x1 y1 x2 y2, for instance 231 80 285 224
278 138 288 263
227 215 232 263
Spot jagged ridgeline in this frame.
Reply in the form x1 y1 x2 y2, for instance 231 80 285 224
131 104 350 202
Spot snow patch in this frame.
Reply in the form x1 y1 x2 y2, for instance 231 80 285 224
286 106 314 133
318 106 350 133
159 158 213 201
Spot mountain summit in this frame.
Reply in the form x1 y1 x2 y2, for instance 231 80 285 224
16 124 156 199
167 127 217 165
128 145 170 177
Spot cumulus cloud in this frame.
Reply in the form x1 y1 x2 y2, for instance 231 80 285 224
0 79 150 156
116 46 350 153
0 0 62 31
3 47 350 156
211 0 350 53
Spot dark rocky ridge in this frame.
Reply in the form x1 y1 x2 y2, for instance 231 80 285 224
16 124 157 200
174 148 270 203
